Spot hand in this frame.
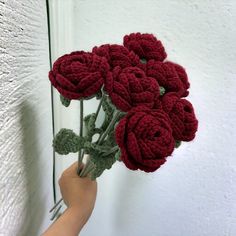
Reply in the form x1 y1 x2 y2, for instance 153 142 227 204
59 162 97 221
42 162 97 236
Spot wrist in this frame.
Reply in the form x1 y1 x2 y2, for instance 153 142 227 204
67 205 90 225
42 206 88 236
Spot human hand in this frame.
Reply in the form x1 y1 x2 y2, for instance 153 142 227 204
42 162 97 236
59 162 97 223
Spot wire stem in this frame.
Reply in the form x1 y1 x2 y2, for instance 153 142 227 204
94 93 105 121
78 100 84 168
103 145 119 156
97 111 120 145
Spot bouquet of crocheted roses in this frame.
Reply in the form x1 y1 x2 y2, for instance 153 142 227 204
49 32 198 180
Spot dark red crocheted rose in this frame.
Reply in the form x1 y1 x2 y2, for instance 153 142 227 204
123 33 167 62
115 106 175 172
49 51 110 100
165 61 190 97
161 92 198 141
92 44 144 69
146 60 189 98
105 66 160 112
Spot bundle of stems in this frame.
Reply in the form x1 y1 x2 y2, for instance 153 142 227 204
50 90 121 220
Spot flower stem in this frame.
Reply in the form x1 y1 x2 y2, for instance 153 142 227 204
82 161 95 177
79 155 94 177
78 91 104 176
94 93 105 121
78 100 84 168
103 145 119 156
97 110 120 145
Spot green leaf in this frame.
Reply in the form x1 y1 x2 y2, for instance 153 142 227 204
84 142 111 155
160 86 166 96
115 149 121 161
103 130 116 147
100 96 115 132
140 58 147 64
60 94 71 107
96 90 102 99
175 140 181 148
90 152 116 179
84 113 96 141
53 128 85 155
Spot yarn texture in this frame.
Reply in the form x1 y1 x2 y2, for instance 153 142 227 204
146 60 189 98
49 51 111 100
49 32 198 177
161 92 198 141
92 44 143 69
115 106 175 172
105 66 160 112
123 32 167 62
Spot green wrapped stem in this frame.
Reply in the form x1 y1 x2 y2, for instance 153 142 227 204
95 94 105 120
79 156 94 177
97 110 120 145
78 100 84 165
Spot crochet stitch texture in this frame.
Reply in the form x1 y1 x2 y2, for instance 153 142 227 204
115 106 175 172
49 51 111 99
49 32 198 174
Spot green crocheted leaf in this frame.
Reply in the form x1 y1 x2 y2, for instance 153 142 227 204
140 58 147 64
90 152 116 180
160 86 166 96
53 128 85 155
83 139 118 179
175 140 181 148
115 149 121 161
100 96 115 132
84 113 96 141
103 130 116 147
96 90 102 99
84 113 102 142
84 142 111 154
60 94 71 107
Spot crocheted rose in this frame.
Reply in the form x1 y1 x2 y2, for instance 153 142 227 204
123 33 167 62
49 51 110 100
165 61 190 97
161 92 198 141
92 44 143 69
146 60 189 98
105 66 160 112
115 106 175 172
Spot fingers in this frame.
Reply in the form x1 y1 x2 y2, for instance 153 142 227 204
62 162 84 177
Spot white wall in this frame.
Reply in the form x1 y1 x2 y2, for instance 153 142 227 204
50 1 236 236
0 1 53 235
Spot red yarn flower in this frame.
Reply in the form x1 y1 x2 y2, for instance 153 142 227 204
146 60 189 98
165 61 190 97
161 92 198 141
49 51 110 100
123 32 167 62
105 66 160 112
115 106 175 172
92 44 144 69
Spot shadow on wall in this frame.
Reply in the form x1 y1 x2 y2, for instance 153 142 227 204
18 100 46 236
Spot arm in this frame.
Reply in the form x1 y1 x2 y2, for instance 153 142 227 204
42 162 97 236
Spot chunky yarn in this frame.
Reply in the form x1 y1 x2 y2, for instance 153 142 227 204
115 106 175 172
53 128 84 155
92 44 144 69
161 92 198 141
105 66 160 112
165 61 190 97
146 60 188 98
49 51 110 100
123 32 167 62
48 32 199 178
